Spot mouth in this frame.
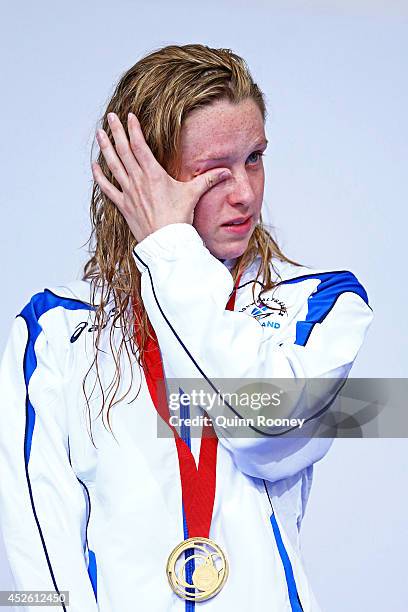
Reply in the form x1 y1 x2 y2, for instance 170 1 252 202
221 215 253 235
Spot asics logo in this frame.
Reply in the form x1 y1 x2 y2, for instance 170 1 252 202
70 307 118 343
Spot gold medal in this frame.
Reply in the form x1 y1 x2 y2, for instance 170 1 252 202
166 537 228 602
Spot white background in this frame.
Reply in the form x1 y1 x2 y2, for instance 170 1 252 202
0 1 407 610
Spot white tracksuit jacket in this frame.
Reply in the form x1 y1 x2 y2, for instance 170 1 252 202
0 223 373 611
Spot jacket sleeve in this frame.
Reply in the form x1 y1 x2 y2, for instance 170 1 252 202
133 223 374 482
0 306 98 611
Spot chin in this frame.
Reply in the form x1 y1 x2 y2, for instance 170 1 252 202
211 240 250 261
202 227 256 261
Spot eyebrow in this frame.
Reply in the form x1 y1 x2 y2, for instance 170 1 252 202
195 139 268 163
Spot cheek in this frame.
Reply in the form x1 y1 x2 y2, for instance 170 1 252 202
254 170 265 199
192 192 219 231
252 176 264 217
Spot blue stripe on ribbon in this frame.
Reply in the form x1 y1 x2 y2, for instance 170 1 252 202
179 388 195 612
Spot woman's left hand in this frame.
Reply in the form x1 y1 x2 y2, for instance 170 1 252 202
92 112 231 243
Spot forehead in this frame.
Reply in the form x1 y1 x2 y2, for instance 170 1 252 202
180 98 265 164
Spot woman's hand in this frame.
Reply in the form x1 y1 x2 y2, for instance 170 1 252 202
92 112 232 243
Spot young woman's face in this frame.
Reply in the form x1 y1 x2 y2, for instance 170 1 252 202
178 98 267 261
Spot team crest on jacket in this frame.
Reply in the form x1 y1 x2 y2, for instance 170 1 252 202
239 296 287 328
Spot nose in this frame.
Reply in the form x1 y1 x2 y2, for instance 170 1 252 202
225 170 255 208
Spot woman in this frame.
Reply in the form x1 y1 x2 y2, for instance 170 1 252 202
0 44 373 611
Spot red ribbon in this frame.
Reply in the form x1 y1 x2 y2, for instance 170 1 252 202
133 274 241 538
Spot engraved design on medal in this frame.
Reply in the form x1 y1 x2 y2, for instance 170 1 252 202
166 537 228 602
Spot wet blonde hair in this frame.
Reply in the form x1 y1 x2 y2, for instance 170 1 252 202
82 43 301 441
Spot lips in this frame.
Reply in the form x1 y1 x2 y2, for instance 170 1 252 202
222 214 252 227
221 215 253 235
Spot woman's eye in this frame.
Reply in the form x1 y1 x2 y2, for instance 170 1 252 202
247 151 264 165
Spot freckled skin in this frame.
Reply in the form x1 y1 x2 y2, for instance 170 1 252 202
178 98 267 261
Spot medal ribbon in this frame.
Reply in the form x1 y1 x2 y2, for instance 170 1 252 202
133 274 241 539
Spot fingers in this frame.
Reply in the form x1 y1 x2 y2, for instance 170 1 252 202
96 127 130 192
95 112 161 196
107 113 143 178
127 113 162 173
92 160 124 207
190 168 232 199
